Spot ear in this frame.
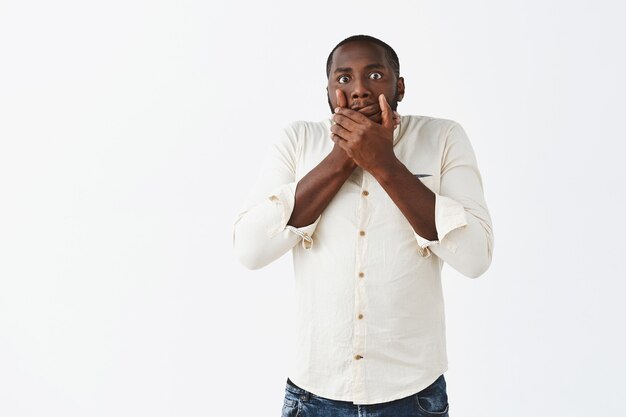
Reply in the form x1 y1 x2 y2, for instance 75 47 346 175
396 76 405 102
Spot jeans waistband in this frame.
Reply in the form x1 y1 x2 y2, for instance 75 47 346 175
285 374 446 403
286 378 305 394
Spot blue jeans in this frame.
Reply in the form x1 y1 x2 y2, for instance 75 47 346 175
281 374 449 417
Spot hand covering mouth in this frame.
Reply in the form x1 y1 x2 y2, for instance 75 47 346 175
351 102 376 111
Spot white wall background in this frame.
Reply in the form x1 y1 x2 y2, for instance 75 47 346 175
1 1 625 416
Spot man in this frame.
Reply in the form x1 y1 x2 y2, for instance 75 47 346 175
233 35 493 417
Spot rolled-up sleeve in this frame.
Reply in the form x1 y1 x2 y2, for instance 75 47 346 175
414 122 494 278
233 124 320 270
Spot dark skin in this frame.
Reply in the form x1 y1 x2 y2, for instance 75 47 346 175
287 41 438 241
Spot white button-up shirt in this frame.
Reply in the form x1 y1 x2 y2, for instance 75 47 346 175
233 115 493 404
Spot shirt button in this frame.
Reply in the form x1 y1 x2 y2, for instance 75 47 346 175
362 190 369 196
354 355 363 360
358 272 365 278
358 314 363 319
359 230 366 236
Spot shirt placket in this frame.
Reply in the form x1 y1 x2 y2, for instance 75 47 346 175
351 169 370 402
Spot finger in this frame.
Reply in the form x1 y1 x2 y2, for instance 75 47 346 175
333 113 369 134
392 111 400 128
356 103 386 124
368 111 383 124
330 120 353 138
335 89 348 110
334 107 371 124
379 94 394 129
357 103 381 118
333 133 352 156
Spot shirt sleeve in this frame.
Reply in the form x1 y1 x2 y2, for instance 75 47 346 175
413 122 494 278
233 123 321 270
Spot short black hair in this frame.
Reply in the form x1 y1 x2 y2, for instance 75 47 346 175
326 35 400 79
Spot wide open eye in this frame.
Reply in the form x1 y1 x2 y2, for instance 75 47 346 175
369 72 383 80
337 75 350 84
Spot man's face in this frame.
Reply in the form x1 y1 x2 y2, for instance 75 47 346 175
327 41 405 117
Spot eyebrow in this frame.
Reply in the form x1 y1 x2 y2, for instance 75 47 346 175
334 63 386 74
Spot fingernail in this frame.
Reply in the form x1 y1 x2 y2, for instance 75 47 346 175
334 107 340 113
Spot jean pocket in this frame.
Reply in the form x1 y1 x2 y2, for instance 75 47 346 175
415 375 449 417
281 399 298 417
281 389 299 417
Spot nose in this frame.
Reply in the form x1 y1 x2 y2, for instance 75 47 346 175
350 78 371 100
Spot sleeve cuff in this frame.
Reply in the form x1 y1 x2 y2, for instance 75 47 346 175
414 193 468 256
286 219 320 249
267 182 321 249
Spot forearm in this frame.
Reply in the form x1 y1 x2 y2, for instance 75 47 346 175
375 161 493 277
288 145 356 228
372 158 438 241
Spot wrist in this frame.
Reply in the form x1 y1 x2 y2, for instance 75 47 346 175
370 156 404 183
330 144 357 172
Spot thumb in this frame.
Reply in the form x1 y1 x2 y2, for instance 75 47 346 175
379 94 393 129
336 89 348 109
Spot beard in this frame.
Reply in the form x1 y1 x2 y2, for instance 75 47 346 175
326 85 400 115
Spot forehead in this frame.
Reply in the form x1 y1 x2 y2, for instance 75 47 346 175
330 41 389 71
